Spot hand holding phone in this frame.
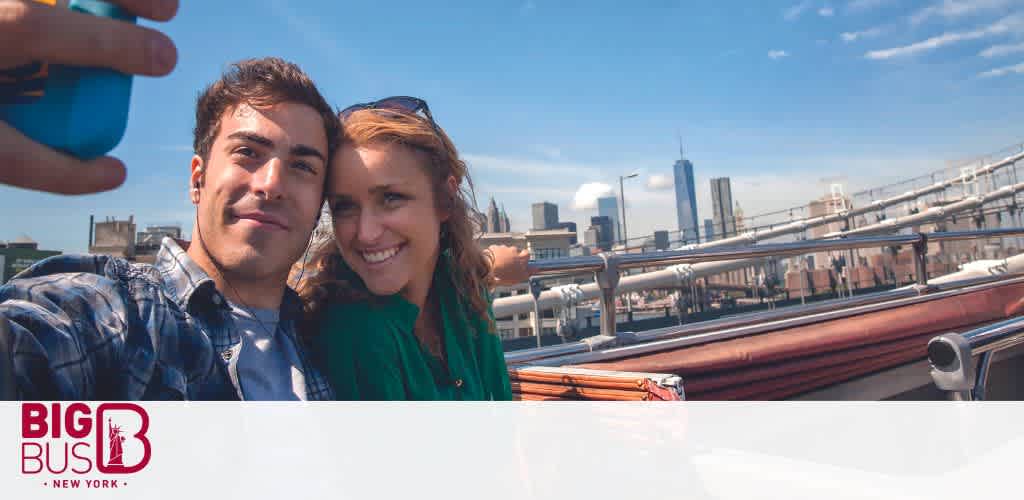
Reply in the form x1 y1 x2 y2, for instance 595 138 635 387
0 0 178 195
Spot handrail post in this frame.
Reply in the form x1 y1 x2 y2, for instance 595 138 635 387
972 351 993 401
595 253 621 337
529 277 544 348
913 233 929 286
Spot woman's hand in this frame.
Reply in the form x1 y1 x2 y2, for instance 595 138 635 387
487 245 532 286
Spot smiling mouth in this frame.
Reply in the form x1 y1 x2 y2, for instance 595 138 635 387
361 245 404 265
233 211 289 231
237 217 287 230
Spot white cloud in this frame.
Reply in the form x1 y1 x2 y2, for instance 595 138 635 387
646 174 674 191
841 26 884 42
978 61 1024 77
784 1 813 21
865 14 1024 59
980 41 1024 57
768 50 791 59
819 6 836 16
571 183 615 211
910 0 1013 25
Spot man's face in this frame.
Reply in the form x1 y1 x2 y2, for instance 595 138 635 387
191 102 327 282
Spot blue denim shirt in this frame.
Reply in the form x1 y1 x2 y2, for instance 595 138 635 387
0 238 334 400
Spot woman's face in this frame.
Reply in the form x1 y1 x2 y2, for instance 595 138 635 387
327 142 448 301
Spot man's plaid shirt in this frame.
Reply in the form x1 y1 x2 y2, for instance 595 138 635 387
0 238 334 400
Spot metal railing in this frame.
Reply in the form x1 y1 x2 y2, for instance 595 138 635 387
928 316 1024 400
513 228 1024 343
509 274 1024 366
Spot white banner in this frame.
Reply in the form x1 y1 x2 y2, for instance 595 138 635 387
1 402 1021 499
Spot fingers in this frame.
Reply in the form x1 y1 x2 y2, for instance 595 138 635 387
0 120 126 194
107 0 180 22
520 249 536 272
0 0 178 75
30 3 177 75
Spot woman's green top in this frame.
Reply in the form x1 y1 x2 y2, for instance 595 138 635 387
318 260 513 401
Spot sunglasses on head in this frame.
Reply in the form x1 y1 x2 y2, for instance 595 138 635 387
340 96 440 133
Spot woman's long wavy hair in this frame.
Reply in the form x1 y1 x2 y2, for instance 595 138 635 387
295 107 495 341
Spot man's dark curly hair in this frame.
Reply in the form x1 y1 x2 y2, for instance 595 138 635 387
192 57 339 162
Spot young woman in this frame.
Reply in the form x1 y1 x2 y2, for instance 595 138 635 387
299 97 527 400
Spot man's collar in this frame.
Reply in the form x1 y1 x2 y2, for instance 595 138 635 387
154 237 226 314
154 237 304 320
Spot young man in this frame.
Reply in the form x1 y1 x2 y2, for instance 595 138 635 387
0 57 339 400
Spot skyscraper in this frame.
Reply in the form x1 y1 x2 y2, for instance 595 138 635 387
597 196 620 243
673 158 699 243
734 201 746 233
704 218 715 242
589 215 613 251
531 202 558 230
485 197 501 233
710 177 736 239
500 203 512 232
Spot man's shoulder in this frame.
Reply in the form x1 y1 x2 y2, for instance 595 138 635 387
0 254 179 332
13 252 161 281
1 253 219 400
12 253 114 280
4 253 164 298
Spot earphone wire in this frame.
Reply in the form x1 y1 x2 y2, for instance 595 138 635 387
193 208 283 343
190 182 317 347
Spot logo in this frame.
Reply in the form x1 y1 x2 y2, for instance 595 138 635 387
20 403 152 489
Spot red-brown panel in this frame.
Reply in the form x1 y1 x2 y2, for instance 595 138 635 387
576 282 1024 375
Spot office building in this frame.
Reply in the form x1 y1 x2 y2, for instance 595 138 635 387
553 221 578 245
0 235 60 283
485 197 501 233
734 201 746 233
589 215 613 251
597 196 620 243
673 158 699 243
501 204 511 233
704 218 715 242
531 202 559 230
710 177 736 239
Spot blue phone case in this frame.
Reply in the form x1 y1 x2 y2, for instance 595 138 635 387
0 0 137 160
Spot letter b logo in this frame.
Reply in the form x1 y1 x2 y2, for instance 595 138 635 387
95 403 151 474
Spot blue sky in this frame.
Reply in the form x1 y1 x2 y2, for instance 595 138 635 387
3 0 1024 252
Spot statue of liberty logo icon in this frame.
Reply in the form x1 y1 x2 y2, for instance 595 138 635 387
107 418 126 467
